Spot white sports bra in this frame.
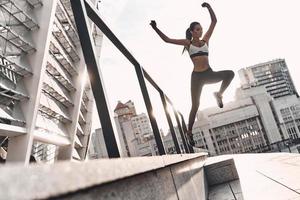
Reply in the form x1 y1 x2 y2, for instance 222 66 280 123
188 41 209 58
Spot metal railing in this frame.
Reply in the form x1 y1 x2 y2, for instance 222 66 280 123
70 0 194 158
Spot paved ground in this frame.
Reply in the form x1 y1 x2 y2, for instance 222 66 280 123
207 153 300 200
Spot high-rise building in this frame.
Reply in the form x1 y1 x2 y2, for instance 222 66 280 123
114 100 138 157
131 113 152 144
88 128 108 159
238 59 297 98
113 100 162 157
0 0 102 164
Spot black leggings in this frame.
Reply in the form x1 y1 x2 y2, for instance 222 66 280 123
188 67 234 131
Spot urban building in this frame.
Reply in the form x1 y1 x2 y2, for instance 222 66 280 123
88 128 108 159
189 84 300 156
238 59 297 98
88 58 300 158
0 0 102 164
113 100 137 157
195 91 267 156
113 100 162 157
88 100 179 158
270 95 300 140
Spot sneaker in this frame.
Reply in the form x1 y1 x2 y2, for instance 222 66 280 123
186 132 203 148
186 132 195 146
214 92 223 108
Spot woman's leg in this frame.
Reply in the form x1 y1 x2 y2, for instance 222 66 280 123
188 73 204 132
186 75 203 146
206 69 235 108
207 70 235 95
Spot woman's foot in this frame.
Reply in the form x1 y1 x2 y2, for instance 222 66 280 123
213 92 223 108
186 130 195 146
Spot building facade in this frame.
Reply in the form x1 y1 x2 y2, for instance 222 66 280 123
238 59 297 99
189 85 300 156
194 94 267 156
270 95 300 140
0 0 102 164
88 128 108 159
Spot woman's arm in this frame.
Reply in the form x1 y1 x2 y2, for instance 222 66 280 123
150 20 190 46
201 3 217 44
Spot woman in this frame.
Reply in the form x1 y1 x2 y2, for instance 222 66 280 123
150 2 234 147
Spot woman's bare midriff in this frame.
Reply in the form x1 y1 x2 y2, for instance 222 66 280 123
191 56 210 72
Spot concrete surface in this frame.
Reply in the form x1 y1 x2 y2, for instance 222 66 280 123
204 158 239 186
206 153 300 200
1 152 299 200
0 153 207 200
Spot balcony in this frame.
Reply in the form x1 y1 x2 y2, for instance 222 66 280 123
0 0 39 31
0 26 35 54
49 40 77 76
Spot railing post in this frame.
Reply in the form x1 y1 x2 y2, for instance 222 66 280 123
178 112 194 153
172 110 190 153
70 0 120 158
159 92 181 154
136 66 166 155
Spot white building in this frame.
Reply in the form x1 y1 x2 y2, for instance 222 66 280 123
88 128 108 159
195 94 267 156
112 100 169 157
235 86 282 143
238 59 297 98
191 84 300 156
0 0 102 164
114 100 138 157
271 95 300 140
131 113 153 144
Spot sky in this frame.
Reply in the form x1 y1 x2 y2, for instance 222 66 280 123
91 0 300 133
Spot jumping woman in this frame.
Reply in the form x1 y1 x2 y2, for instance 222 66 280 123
150 2 234 147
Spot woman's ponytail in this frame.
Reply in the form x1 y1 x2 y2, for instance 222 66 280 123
182 27 192 54
182 22 200 55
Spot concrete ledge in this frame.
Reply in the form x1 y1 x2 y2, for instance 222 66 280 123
0 153 207 200
204 157 239 186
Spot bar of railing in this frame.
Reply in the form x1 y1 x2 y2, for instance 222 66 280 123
70 0 193 157
178 112 194 153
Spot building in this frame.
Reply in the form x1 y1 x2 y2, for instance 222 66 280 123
270 95 300 140
88 128 108 159
112 100 172 157
195 92 267 156
131 113 153 144
113 100 138 157
238 59 297 99
191 84 300 156
235 86 282 143
0 0 102 164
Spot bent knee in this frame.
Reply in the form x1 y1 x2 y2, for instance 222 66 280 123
227 70 235 79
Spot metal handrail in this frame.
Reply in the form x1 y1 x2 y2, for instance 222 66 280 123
70 0 194 157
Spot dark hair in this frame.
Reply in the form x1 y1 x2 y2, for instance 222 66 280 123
182 22 200 54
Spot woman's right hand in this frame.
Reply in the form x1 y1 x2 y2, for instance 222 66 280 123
150 20 157 29
201 2 211 8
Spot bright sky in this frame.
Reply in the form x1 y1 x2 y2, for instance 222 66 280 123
92 0 300 133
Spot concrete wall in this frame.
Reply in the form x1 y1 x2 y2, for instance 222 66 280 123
54 156 208 200
0 153 208 200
